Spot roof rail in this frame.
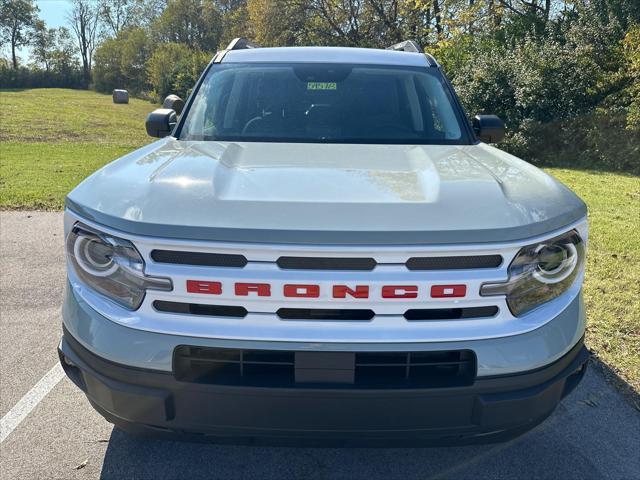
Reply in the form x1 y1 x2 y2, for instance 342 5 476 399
386 40 439 67
386 40 422 53
212 37 261 63
424 53 440 67
226 37 261 50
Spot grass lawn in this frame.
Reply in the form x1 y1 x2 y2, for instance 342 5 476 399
1 89 639 392
548 169 640 393
1 88 155 209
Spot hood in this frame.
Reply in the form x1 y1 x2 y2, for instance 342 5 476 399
66 139 587 244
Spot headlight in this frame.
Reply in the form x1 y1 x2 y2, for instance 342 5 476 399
481 230 585 316
66 224 172 310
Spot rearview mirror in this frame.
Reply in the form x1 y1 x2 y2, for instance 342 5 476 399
145 108 177 138
473 115 505 143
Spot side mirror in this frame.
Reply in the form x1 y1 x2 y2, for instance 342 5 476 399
145 108 177 138
162 94 185 115
473 115 505 143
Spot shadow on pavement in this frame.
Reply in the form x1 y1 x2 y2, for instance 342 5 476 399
99 364 640 480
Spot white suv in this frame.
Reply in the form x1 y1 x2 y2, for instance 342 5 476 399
58 39 589 445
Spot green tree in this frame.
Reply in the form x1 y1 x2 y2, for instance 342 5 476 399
131 0 169 26
151 0 223 51
621 25 640 129
99 0 136 36
146 41 208 99
31 20 57 71
0 0 39 68
247 0 307 46
93 36 125 91
93 26 152 93
219 0 251 45
51 26 82 75
67 0 100 84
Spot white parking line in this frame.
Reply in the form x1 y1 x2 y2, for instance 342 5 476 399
0 363 65 443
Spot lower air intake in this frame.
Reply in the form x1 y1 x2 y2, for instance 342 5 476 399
173 347 476 388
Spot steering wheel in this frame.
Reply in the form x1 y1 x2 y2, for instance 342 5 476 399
241 116 265 134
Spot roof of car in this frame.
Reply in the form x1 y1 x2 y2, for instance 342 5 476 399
221 46 433 67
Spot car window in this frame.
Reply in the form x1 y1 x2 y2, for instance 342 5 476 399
180 63 467 144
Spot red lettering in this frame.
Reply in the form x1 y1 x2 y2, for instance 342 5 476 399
431 285 467 298
333 285 369 299
187 280 222 295
381 285 418 298
235 283 271 296
283 284 320 298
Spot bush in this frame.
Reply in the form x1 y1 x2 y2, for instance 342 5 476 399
621 25 640 129
146 42 209 101
442 29 640 173
450 36 603 131
0 64 85 89
93 28 151 95
504 113 640 174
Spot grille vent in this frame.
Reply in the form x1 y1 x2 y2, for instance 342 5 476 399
404 306 498 320
406 255 502 270
153 300 247 318
277 256 376 270
151 250 247 268
277 308 375 320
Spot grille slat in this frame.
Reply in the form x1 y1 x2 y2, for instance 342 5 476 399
172 358 295 366
277 308 375 320
406 255 502 270
277 256 377 270
174 347 476 388
404 306 498 320
355 361 471 367
153 301 247 318
151 250 247 267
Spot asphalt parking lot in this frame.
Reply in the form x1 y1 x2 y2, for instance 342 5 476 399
1 211 639 480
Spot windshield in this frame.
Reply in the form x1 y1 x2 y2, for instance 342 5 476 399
179 63 470 144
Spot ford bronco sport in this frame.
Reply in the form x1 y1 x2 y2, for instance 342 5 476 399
58 39 589 445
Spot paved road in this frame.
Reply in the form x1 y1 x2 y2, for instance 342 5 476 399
1 211 639 480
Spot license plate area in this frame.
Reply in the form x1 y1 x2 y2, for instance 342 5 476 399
294 352 355 384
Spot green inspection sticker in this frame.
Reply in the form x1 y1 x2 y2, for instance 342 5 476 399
307 82 337 90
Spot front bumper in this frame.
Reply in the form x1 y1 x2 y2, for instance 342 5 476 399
59 327 588 446
62 284 586 377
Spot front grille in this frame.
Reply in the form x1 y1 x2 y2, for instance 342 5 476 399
150 250 502 271
173 346 476 388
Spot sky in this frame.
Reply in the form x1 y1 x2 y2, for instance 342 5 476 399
36 0 72 29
